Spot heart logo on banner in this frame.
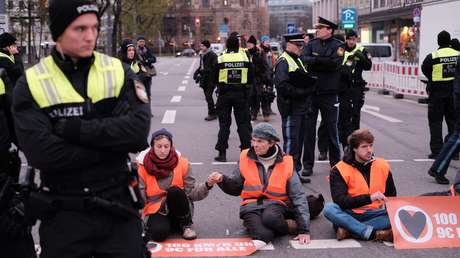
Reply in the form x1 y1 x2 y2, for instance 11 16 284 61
398 209 427 239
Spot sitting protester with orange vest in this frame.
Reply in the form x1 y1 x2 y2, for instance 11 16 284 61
323 129 397 242
137 128 215 242
209 123 311 250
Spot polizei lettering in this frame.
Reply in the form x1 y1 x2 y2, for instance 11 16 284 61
76 4 99 14
48 106 84 119
439 57 458 63
224 62 245 68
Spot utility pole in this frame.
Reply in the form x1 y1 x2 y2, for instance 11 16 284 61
27 0 32 64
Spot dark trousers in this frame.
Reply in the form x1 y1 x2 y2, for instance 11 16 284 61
0 233 36 258
303 94 341 170
338 90 365 147
282 113 310 172
39 195 144 258
241 204 289 243
430 131 460 176
250 84 271 117
145 187 192 242
317 117 328 153
428 94 456 154
144 77 152 98
202 85 216 115
215 91 252 151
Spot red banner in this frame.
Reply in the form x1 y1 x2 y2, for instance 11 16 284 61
386 196 460 249
148 238 257 257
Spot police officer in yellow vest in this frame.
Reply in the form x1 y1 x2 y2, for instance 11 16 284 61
12 1 151 257
120 38 149 93
422 30 460 160
274 33 316 184
213 34 254 162
338 30 372 149
209 123 311 250
323 129 396 242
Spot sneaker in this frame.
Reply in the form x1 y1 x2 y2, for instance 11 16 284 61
286 219 298 235
336 227 351 241
318 152 328 161
374 229 393 242
251 239 267 250
182 226 197 240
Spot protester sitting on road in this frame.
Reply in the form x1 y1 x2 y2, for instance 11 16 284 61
209 123 311 250
323 129 397 242
137 128 216 241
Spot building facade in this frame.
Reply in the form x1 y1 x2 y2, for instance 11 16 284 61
268 0 312 39
312 0 339 25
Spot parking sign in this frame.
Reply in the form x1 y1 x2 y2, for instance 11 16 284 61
341 8 356 29
287 23 296 34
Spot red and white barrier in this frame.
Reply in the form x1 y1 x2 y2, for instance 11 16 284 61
363 61 427 97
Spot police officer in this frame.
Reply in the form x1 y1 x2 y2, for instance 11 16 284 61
213 34 254 162
301 17 343 176
422 30 459 160
12 1 151 257
274 33 316 184
338 30 372 149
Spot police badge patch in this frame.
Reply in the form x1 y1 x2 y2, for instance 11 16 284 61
134 80 149 103
337 47 345 57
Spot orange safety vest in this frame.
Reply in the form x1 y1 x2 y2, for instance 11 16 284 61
335 158 390 214
239 149 293 206
138 157 189 216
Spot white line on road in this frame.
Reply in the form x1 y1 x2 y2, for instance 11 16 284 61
186 59 198 75
190 162 204 165
177 86 186 91
387 159 405 162
363 104 380 112
290 239 362 249
159 72 169 75
182 80 188 84
161 110 176 124
414 159 434 162
315 160 329 163
401 99 418 104
184 75 190 79
170 96 182 103
362 109 403 123
212 161 238 165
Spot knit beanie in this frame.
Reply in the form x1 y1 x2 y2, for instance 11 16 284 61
0 33 16 48
226 36 239 50
150 128 173 146
247 35 257 45
252 123 280 142
437 30 451 47
48 0 99 41
201 40 211 48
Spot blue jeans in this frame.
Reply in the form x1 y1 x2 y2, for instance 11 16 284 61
430 131 460 176
323 202 391 240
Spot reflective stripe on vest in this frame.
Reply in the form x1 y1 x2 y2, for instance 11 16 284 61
0 78 4 95
217 51 250 84
431 48 460 82
25 51 125 108
335 158 390 214
342 45 364 74
139 157 188 216
0 52 15 64
279 52 307 73
130 61 140 73
239 149 293 206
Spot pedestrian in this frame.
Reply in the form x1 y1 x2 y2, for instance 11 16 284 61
300 16 344 177
259 35 277 117
120 38 150 94
209 123 311 250
274 32 316 184
213 34 254 162
323 129 396 242
193 40 218 121
337 30 372 149
137 35 157 98
428 43 460 184
247 35 270 122
422 30 459 160
12 1 151 257
137 128 215 242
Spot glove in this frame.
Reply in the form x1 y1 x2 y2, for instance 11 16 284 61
54 118 81 143
354 50 366 60
0 196 29 238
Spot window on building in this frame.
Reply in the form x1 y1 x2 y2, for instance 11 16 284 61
374 0 379 8
202 0 210 7
380 0 385 8
19 0 25 9
185 0 192 6
223 0 229 6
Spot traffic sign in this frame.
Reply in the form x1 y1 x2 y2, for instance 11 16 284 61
287 23 296 34
341 8 357 29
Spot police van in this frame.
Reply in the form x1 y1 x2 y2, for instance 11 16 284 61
361 43 394 62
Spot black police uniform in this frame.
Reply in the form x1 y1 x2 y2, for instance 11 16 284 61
338 43 372 147
194 49 218 119
301 31 343 174
12 48 151 258
248 46 270 119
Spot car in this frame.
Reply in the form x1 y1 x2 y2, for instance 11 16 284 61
361 43 394 62
176 48 196 57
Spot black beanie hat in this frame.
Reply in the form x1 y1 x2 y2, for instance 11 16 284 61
247 35 257 45
226 36 239 50
48 0 99 41
345 30 358 39
451 38 460 51
0 33 17 48
201 40 210 48
150 128 173 146
437 30 451 46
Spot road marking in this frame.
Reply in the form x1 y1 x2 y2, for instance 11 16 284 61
178 86 186 91
290 239 362 249
315 160 329 163
185 75 190 79
170 96 182 103
159 72 169 75
161 110 176 124
182 80 188 84
414 159 434 162
361 109 402 123
363 104 380 112
212 161 238 165
190 162 204 165
387 159 404 162
401 99 418 104
186 58 198 75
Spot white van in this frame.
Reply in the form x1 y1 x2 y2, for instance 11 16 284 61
210 43 224 55
361 43 394 62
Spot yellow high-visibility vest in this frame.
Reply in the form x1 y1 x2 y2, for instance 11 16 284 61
278 51 307 73
130 61 140 73
0 52 15 64
26 51 125 108
217 51 250 85
431 48 460 82
342 45 364 74
0 78 5 96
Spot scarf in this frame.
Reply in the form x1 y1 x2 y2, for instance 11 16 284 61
143 147 179 179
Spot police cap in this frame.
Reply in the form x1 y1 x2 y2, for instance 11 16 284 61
283 33 305 43
314 16 338 30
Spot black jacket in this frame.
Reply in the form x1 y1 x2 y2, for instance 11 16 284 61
339 44 372 92
193 49 217 89
12 48 151 191
248 47 269 85
274 50 316 117
301 36 343 95
422 46 458 97
329 150 397 210
0 50 24 87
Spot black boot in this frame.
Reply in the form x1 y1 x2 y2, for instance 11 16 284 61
214 150 226 162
